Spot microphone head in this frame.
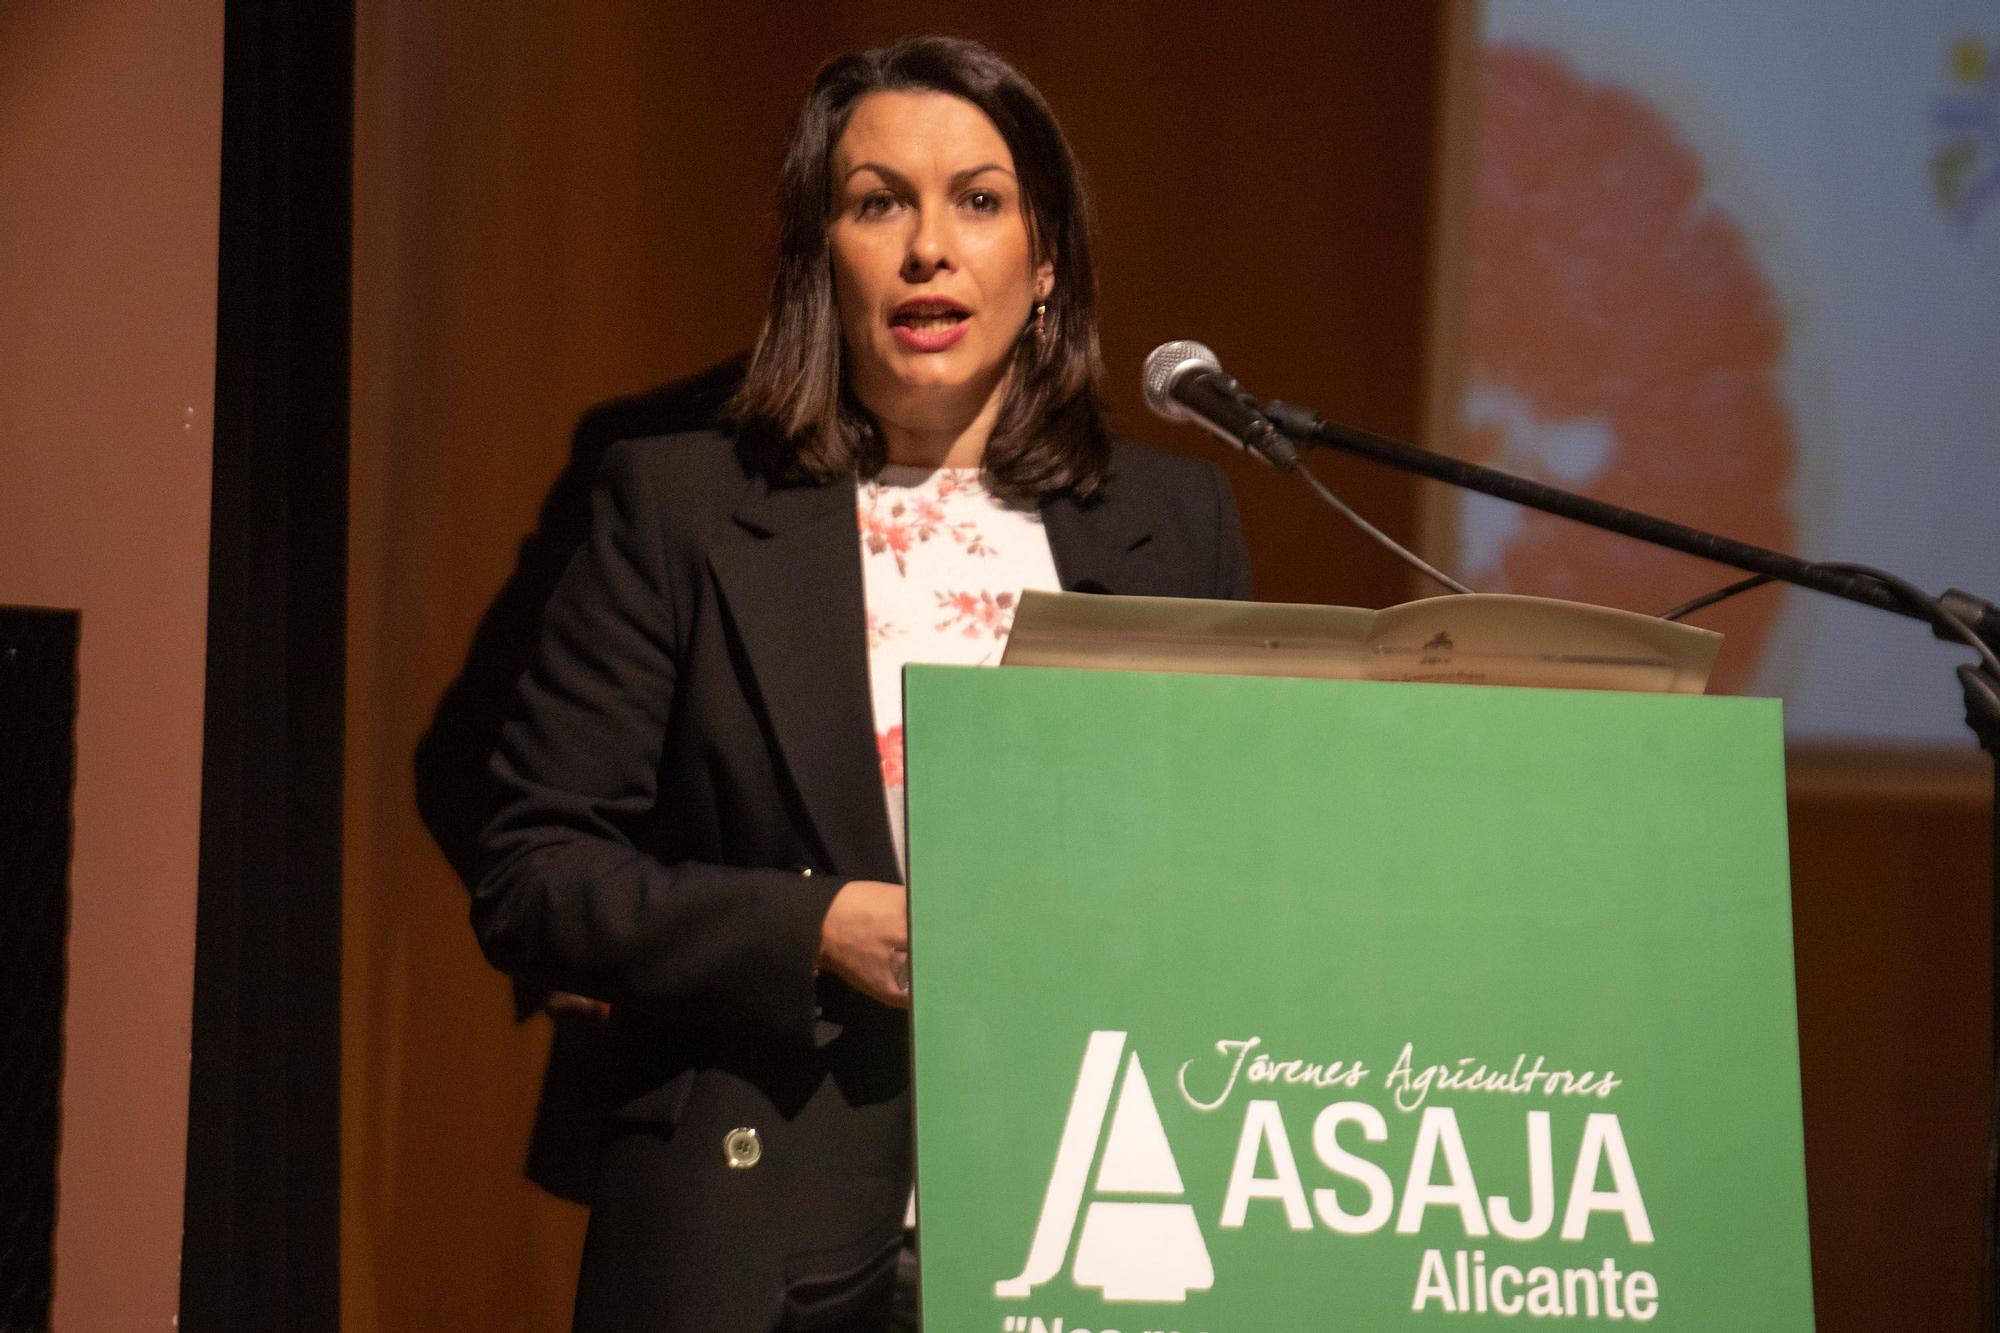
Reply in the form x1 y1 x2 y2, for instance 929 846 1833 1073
1142 340 1222 422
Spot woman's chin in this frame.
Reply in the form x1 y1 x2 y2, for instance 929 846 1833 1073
884 347 980 385
868 362 1004 413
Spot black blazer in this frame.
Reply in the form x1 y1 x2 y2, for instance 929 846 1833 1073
474 429 1250 1331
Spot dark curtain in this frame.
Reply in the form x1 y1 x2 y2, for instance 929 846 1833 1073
0 608 79 1331
180 1 351 1327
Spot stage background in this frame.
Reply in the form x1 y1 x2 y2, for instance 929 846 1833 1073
344 4 1992 1330
0 5 223 1330
1433 0 2000 739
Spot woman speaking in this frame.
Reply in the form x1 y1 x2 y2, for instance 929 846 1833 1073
474 33 1250 1332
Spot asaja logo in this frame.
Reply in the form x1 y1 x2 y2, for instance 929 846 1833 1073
996 1031 1214 1303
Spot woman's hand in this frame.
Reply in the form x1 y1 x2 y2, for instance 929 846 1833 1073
818 879 910 1009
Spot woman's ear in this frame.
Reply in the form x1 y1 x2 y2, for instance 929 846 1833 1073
1034 255 1055 302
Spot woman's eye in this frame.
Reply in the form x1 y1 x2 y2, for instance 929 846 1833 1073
855 192 897 219
963 189 1002 214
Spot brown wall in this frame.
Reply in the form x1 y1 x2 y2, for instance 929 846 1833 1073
0 4 224 1327
1788 750 1991 1328
347 6 1994 1331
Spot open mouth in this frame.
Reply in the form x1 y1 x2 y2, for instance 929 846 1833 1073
890 300 971 331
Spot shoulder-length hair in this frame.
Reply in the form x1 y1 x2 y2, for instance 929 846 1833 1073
727 33 1112 504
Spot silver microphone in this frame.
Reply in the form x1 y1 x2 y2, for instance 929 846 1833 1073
1141 341 1297 469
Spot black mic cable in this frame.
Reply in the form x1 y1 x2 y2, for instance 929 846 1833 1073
1142 341 1473 596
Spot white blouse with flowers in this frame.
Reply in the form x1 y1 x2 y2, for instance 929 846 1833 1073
857 464 1062 875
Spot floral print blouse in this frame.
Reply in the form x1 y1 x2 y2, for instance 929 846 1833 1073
857 464 1062 873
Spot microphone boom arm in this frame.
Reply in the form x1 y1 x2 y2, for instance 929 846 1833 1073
1260 400 1988 637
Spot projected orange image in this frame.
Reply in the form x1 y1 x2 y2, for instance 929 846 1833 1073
1458 45 1800 694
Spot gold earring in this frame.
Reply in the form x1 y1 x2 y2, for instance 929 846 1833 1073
1033 301 1047 338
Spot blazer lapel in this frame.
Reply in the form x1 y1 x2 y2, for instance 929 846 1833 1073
704 468 1159 880
708 475 901 881
1040 487 1156 595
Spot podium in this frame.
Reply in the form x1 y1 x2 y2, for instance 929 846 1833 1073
904 664 1814 1329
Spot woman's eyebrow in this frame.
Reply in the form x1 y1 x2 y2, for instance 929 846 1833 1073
839 162 1016 190
949 163 1015 189
842 161 907 189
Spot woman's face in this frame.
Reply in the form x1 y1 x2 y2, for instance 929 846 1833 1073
828 90 1053 437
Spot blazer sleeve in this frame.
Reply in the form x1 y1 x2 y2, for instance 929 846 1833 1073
471 441 844 1048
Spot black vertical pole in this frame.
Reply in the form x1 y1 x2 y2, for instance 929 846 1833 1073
180 1 350 1327
1985 747 1999 1333
1972 664 2000 1333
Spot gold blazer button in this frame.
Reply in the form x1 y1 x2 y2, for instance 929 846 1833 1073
723 1127 762 1169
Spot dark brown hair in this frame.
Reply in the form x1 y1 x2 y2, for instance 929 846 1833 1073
727 33 1112 503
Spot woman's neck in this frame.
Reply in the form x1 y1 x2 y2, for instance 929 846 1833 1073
869 375 1008 470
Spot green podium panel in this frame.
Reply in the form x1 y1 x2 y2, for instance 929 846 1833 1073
905 666 1812 1331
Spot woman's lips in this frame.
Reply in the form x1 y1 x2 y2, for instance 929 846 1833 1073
890 301 971 352
891 318 970 352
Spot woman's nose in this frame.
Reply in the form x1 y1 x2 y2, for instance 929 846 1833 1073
900 208 955 281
